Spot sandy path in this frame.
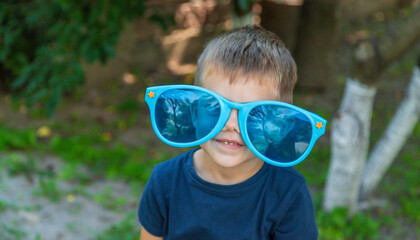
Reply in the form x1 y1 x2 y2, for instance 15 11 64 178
0 153 142 240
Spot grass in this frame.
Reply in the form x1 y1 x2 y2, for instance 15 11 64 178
58 162 92 184
95 213 140 240
0 199 11 212
33 176 62 202
0 123 37 150
0 123 168 185
317 208 380 240
0 221 27 240
93 185 128 212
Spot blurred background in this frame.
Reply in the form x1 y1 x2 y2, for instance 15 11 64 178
0 0 419 239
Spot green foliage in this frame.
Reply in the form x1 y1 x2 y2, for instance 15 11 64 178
237 0 255 11
0 0 146 116
317 208 380 240
0 199 19 213
58 163 92 184
4 153 55 180
93 186 128 211
148 13 176 32
50 134 130 172
0 123 37 150
0 199 8 212
33 176 62 202
295 146 330 187
400 196 420 223
48 131 167 183
116 97 140 113
6 154 37 178
0 121 167 184
96 213 139 240
394 151 420 223
0 221 27 240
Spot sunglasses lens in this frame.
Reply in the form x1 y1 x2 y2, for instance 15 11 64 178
246 105 312 163
155 89 220 143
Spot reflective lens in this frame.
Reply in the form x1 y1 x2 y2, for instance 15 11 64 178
246 105 312 163
155 89 221 143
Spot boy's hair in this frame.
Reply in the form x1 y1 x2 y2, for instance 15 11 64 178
194 26 297 103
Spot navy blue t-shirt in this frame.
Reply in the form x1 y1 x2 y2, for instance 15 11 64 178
138 149 318 240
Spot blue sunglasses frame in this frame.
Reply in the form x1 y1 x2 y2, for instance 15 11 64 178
145 85 327 167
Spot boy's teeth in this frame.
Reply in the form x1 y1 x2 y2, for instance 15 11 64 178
223 141 236 146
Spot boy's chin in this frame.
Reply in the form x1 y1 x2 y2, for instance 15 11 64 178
212 154 249 168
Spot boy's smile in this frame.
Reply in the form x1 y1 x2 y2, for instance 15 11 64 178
193 71 280 185
214 138 244 149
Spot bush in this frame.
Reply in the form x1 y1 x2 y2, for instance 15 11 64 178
0 0 146 115
317 208 380 240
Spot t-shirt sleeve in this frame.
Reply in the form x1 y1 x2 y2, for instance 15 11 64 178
272 182 318 240
138 170 166 237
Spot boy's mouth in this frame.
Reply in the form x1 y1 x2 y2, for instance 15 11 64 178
215 139 244 149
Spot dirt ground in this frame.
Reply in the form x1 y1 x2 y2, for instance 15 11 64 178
0 153 141 240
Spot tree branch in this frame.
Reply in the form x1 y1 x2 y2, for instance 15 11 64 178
379 6 420 68
352 6 420 84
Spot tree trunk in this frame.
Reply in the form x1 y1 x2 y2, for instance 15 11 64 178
260 1 301 53
360 66 420 199
322 3 420 214
323 78 377 214
293 0 338 90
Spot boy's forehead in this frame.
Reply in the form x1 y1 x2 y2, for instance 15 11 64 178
201 65 279 90
201 67 281 101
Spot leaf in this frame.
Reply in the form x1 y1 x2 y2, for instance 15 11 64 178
29 88 47 105
45 87 62 117
36 126 52 138
238 0 250 11
148 13 175 31
12 66 32 89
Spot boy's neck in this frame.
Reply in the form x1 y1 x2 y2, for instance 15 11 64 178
192 149 264 185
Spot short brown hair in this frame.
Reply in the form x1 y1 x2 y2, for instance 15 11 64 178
194 26 297 103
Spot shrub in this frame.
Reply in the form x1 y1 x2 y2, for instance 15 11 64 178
0 0 146 115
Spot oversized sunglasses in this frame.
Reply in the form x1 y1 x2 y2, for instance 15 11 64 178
145 85 327 167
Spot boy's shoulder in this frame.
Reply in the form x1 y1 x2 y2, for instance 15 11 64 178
266 165 308 197
271 165 306 183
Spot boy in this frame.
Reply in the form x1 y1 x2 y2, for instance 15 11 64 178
139 26 320 240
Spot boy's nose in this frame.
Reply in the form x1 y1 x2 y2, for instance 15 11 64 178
222 109 240 133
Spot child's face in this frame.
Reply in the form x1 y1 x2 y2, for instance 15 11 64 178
199 70 280 169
